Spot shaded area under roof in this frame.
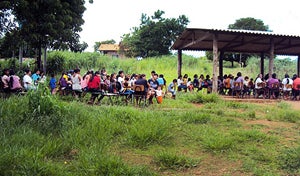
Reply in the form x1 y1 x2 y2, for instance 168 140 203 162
172 28 300 56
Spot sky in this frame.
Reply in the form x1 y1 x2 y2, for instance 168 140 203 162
79 0 300 53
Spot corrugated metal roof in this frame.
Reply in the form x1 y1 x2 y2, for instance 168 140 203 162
98 44 119 51
172 28 300 56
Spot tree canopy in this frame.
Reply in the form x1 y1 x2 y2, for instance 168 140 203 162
122 10 189 58
0 0 91 69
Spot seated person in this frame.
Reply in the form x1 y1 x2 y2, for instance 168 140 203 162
87 71 101 104
9 69 23 93
267 73 280 98
147 73 159 104
168 79 177 99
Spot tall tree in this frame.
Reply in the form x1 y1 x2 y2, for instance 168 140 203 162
0 0 92 69
122 10 189 57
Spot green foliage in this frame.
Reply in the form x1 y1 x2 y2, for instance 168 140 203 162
153 151 198 170
46 52 66 74
25 85 63 135
278 147 300 174
228 17 270 31
122 10 189 57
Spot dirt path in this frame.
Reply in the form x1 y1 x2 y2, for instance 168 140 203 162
222 96 300 110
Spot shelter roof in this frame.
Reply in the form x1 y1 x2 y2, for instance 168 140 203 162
98 44 119 51
171 28 300 56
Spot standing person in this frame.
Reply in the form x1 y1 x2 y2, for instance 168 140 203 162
9 69 23 93
23 69 35 91
49 73 57 95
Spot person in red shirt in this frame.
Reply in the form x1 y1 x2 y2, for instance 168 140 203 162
88 71 101 104
292 74 300 100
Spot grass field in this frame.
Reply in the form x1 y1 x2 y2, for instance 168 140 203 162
1 88 300 175
1 52 299 175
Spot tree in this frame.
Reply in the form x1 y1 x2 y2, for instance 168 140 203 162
93 39 116 52
206 17 270 67
0 0 92 69
228 17 270 31
122 10 189 57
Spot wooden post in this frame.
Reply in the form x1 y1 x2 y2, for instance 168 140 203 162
269 39 274 79
177 50 182 77
212 34 218 93
43 46 47 74
298 55 300 76
19 44 23 69
260 52 264 76
219 51 224 78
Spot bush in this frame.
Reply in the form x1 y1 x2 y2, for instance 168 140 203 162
25 85 64 135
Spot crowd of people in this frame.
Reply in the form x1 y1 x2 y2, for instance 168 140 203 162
2 67 300 102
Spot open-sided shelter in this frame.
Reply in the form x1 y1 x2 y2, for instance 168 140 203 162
171 28 300 92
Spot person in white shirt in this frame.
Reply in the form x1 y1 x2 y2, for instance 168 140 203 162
282 74 293 99
23 69 35 90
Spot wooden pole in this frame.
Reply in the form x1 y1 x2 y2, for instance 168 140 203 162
212 34 218 93
177 49 182 77
260 52 264 76
219 51 224 78
269 38 274 79
297 55 300 76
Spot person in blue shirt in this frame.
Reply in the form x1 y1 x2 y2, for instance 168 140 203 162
49 73 56 94
31 69 41 85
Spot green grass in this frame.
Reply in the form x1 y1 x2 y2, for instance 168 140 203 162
1 53 300 175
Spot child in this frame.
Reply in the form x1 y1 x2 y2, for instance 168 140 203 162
168 79 177 99
49 73 56 95
155 85 164 104
187 77 193 91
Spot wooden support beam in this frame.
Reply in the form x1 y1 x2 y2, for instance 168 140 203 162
219 51 224 78
298 55 300 77
269 38 274 79
212 34 218 93
177 50 182 77
260 52 264 76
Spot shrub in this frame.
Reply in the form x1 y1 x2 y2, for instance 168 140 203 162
25 85 63 135
153 151 198 170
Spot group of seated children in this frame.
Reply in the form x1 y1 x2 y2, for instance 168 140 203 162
55 69 169 105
